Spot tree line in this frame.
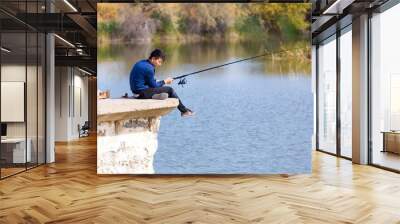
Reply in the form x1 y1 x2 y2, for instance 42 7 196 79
98 3 310 44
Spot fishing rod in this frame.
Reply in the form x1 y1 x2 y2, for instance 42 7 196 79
173 47 307 86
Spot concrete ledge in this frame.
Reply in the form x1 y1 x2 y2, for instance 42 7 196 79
97 98 179 122
97 98 178 174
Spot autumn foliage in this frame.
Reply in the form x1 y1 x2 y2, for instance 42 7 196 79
98 3 310 44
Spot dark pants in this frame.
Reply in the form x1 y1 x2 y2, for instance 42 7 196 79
137 86 188 113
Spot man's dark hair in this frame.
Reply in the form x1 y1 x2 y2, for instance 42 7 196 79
149 49 166 61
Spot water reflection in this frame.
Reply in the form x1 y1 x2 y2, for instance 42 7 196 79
98 40 310 98
98 40 312 173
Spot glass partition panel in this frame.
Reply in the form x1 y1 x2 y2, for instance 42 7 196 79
38 32 45 165
0 1 46 179
27 30 38 169
371 4 400 171
1 30 27 177
340 27 352 158
317 35 337 154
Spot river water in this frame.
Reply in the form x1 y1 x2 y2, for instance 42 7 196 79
98 41 313 174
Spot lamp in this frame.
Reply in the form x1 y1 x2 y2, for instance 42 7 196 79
1 47 11 53
54 34 75 48
78 67 93 76
322 0 354 15
63 0 78 12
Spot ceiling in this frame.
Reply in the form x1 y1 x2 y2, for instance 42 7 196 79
1 0 393 75
0 0 97 74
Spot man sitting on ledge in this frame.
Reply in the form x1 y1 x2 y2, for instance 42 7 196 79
129 49 195 117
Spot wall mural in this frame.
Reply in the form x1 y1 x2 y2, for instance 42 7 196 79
97 3 312 174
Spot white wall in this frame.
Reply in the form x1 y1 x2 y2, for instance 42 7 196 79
1 65 26 141
55 67 89 141
1 65 26 131
1 65 37 138
72 73 89 138
1 64 46 164
55 66 69 141
1 82 25 122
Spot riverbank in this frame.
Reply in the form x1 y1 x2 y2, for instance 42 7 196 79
98 39 311 68
99 32 255 46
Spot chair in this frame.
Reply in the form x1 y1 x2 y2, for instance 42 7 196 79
79 121 90 138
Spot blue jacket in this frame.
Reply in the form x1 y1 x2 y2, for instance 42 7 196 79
129 59 165 94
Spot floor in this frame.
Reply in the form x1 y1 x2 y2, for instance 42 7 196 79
0 167 25 178
1 163 43 178
0 135 400 223
373 150 400 171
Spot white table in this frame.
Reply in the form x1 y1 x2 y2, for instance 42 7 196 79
1 138 31 163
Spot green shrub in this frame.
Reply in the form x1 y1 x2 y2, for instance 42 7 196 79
234 15 266 40
98 20 119 35
277 16 301 41
151 11 175 34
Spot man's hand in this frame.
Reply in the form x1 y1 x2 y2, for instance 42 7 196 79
164 77 174 85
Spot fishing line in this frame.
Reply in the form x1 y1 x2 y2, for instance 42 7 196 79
173 47 308 87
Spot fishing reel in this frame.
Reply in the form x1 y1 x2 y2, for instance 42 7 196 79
177 78 187 87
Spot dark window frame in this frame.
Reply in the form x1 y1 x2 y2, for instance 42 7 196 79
0 0 47 180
